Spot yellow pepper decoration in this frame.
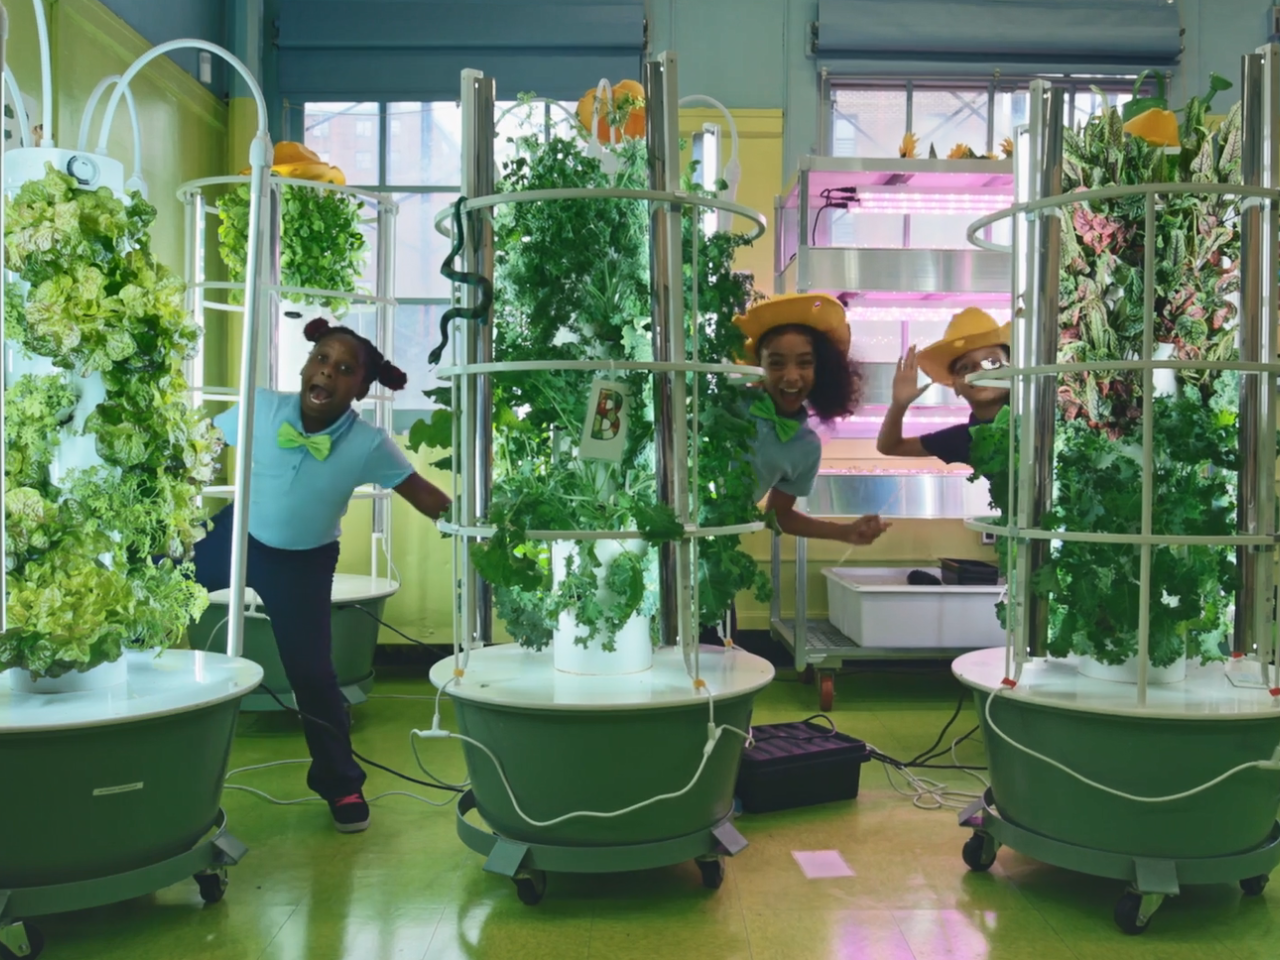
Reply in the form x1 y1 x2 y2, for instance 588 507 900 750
239 141 346 185
1122 108 1181 148
899 132 919 159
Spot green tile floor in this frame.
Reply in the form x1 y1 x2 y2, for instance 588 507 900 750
27 663 1280 959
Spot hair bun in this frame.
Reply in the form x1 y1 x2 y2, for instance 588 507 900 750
378 360 408 391
303 317 332 342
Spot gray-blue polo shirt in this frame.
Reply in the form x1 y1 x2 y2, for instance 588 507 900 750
214 388 414 550
748 407 822 503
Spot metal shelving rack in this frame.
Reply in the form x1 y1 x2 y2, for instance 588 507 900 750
771 156 1018 708
178 176 401 580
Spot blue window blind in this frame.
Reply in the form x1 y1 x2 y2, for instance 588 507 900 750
277 0 647 101
814 0 1183 68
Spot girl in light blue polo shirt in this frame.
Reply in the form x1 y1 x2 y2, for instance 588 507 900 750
200 318 450 833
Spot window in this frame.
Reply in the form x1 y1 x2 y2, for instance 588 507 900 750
830 78 1145 159
302 99 577 432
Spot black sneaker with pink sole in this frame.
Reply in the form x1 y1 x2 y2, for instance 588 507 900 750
328 792 370 832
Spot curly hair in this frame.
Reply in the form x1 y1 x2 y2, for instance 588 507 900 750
303 318 408 392
758 324 864 423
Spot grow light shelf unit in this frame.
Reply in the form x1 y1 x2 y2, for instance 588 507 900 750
954 60 1280 936
770 157 1014 697
425 55 776 904
177 176 401 584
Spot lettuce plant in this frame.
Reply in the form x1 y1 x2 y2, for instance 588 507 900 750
2 164 217 677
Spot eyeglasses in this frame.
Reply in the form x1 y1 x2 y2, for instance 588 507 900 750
956 357 1010 376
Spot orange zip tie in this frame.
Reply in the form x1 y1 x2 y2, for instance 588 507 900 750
1000 677 1017 689
723 637 735 648
453 668 465 678
693 678 707 690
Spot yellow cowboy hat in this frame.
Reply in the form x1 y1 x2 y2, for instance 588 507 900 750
733 293 851 363
917 308 1012 386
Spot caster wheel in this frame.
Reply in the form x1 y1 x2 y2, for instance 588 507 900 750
513 870 546 906
800 665 815 685
697 857 726 890
1241 875 1270 897
818 672 835 711
195 869 228 904
961 833 996 872
0 922 45 960
1113 892 1151 936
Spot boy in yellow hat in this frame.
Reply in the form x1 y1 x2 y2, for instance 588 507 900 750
736 293 890 546
876 308 1011 465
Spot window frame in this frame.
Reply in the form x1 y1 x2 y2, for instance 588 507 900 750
820 73 1158 157
296 99 575 429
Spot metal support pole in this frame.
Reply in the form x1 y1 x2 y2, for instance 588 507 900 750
645 52 685 647
1 2 8 634
225 160 273 659
373 197 398 580
187 191 208 407
460 70 496 647
1235 47 1280 657
263 184 282 390
1018 81 1064 660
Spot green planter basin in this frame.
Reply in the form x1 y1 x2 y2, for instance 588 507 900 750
954 648 1280 860
0 650 261 888
430 645 774 848
188 574 398 708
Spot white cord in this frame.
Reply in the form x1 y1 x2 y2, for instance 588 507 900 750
983 688 1280 803
223 758 460 808
416 684 753 828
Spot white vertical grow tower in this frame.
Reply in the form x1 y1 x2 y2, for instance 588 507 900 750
0 9 272 956
422 54 775 904
176 169 404 710
953 53 1280 936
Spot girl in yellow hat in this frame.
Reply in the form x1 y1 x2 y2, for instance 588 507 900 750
876 308 1010 465
735 294 891 546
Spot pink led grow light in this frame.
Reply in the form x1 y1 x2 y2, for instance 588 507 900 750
854 192 1012 216
844 306 1013 324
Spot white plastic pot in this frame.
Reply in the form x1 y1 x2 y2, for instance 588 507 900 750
1076 651 1188 685
550 539 652 676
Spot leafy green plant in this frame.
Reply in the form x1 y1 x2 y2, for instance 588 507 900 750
218 182 366 314
2 164 216 677
409 125 766 651
969 77 1243 669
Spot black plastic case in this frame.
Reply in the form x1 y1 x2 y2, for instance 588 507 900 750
735 721 872 814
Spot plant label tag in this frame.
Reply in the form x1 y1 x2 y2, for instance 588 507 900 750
580 380 630 463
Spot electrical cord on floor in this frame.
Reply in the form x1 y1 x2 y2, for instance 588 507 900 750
223 758 461 809
351 604 450 657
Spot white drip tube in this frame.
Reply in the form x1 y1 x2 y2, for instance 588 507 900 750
78 74 146 197
31 0 50 145
3 64 30 149
678 94 740 232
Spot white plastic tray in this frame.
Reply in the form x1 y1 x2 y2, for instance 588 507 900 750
822 566 1006 649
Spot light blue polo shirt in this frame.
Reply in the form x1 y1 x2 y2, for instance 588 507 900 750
214 389 414 550
748 405 822 503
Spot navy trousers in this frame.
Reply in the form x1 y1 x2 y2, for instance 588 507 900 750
193 506 366 800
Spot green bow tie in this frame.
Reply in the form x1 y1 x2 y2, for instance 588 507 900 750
277 421 332 461
749 395 801 443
